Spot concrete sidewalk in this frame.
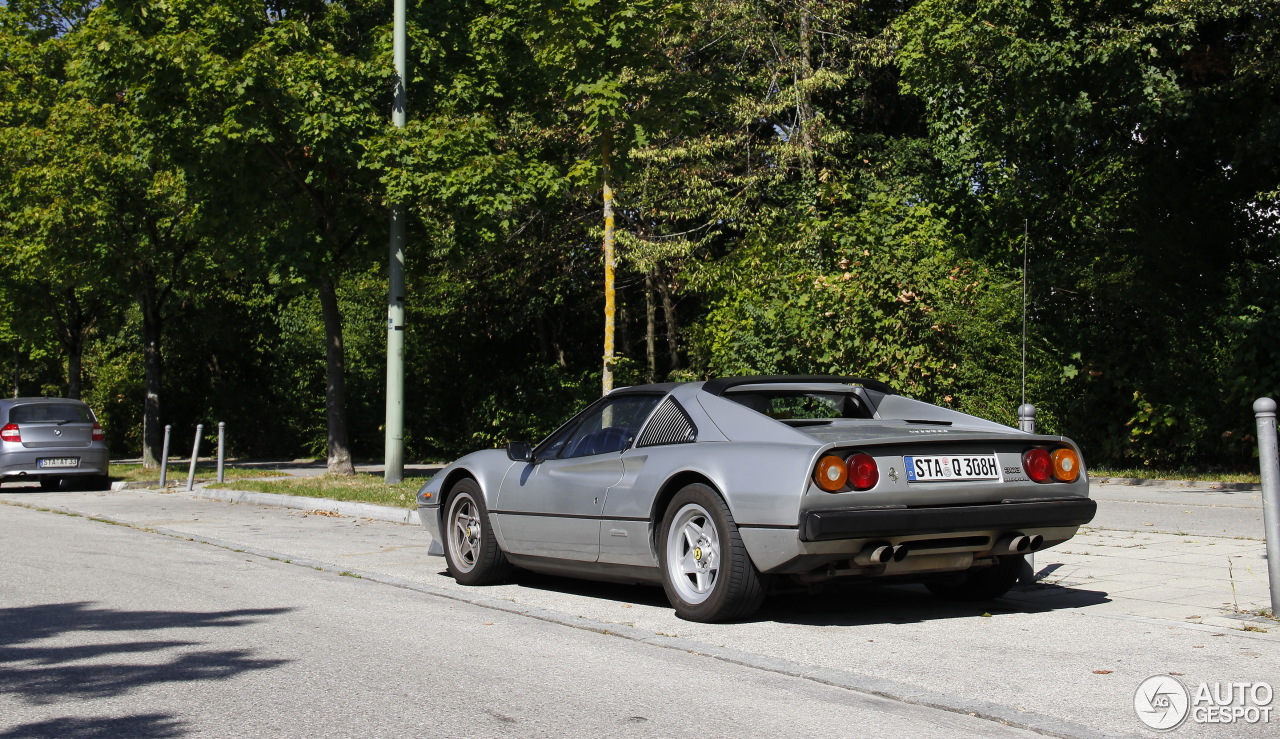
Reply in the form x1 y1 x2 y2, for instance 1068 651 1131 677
167 472 1279 632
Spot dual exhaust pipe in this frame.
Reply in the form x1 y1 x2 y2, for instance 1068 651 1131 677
993 533 1043 555
853 542 909 566
853 532 1043 566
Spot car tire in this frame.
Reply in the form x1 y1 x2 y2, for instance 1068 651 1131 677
442 479 511 586
659 483 765 623
39 477 61 491
926 555 1022 601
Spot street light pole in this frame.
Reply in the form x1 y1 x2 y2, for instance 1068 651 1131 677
384 0 407 484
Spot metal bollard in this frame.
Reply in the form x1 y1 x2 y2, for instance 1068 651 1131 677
1017 403 1037 583
186 424 203 492
1018 403 1037 433
159 424 171 488
217 422 226 483
1253 398 1280 617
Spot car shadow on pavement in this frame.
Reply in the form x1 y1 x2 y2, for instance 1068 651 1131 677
0 479 108 493
756 580 1112 626
502 570 673 609
0 714 185 739
0 602 292 707
494 569 1111 625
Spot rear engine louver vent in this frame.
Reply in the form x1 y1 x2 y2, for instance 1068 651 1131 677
636 398 697 447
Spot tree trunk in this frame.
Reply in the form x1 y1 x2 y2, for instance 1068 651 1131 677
41 286 89 400
67 351 82 400
645 270 657 383
656 270 681 371
797 9 814 153
140 284 163 469
318 273 355 475
601 135 617 395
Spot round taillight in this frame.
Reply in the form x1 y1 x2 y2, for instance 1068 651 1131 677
1051 448 1080 482
846 453 879 490
0 423 19 443
1022 448 1051 483
814 455 848 492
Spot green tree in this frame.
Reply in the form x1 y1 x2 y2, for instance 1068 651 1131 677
896 0 1280 463
211 0 395 474
1 1 239 465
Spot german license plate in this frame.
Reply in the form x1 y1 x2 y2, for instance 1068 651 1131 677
37 457 79 469
904 454 1000 482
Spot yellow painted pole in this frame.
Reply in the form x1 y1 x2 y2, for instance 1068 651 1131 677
602 138 616 396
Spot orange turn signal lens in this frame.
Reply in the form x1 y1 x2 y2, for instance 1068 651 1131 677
1050 448 1081 482
814 455 848 492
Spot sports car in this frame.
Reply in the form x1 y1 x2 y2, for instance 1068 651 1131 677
416 375 1096 622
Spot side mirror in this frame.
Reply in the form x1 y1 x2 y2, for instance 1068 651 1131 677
506 441 536 463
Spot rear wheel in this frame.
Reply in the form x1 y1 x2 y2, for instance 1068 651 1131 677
659 484 764 622
926 555 1022 601
442 479 511 586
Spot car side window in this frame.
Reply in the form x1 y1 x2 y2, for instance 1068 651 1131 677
556 394 662 459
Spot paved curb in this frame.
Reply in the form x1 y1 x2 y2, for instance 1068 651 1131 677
188 484 421 525
1090 477 1260 491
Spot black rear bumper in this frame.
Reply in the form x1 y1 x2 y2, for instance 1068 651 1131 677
800 498 1097 542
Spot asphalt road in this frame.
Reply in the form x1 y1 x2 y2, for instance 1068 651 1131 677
1 477 1276 738
1 503 1043 739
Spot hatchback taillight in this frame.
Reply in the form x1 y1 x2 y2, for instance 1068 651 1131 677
91 422 104 442
1 423 20 443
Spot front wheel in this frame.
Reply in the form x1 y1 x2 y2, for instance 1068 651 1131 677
659 484 764 622
926 555 1022 601
442 479 511 586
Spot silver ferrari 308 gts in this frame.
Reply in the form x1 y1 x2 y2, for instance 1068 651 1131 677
416 375 1096 622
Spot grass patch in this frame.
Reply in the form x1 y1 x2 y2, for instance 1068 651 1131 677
205 473 426 509
110 463 275 483
1090 467 1260 484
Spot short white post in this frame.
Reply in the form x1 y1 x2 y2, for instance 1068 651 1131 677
1018 403 1036 433
158 424 171 488
185 424 203 492
1253 398 1280 617
216 422 226 483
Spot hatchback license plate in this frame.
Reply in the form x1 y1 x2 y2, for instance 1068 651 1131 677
904 454 1000 482
38 457 79 469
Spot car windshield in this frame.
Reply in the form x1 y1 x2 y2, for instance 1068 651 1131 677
724 390 869 420
10 403 93 424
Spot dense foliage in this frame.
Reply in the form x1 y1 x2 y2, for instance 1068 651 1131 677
0 0 1275 469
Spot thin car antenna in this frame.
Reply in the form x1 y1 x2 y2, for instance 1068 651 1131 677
1021 220 1028 407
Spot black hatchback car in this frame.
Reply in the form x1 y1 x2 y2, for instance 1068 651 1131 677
0 398 109 489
